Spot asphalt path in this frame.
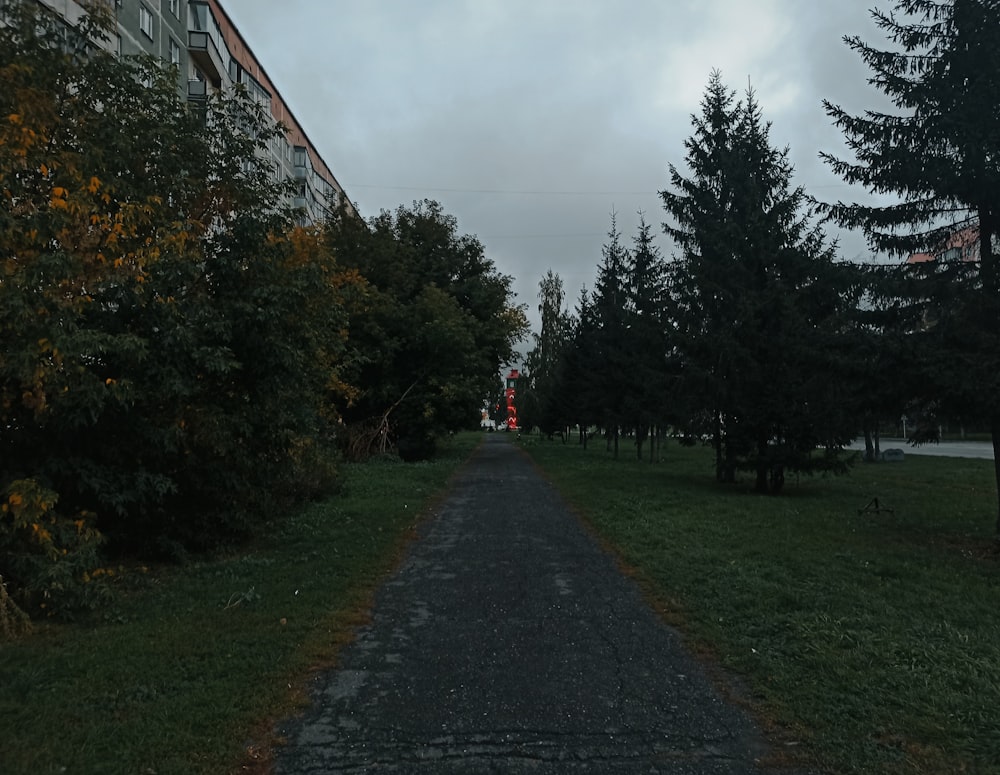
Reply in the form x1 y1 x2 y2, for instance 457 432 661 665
847 438 994 460
272 435 810 774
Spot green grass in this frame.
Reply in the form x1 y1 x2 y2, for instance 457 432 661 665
520 435 1000 775
0 432 481 775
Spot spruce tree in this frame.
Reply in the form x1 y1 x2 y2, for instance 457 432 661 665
821 0 1000 530
562 286 600 449
663 72 852 492
523 270 574 438
626 214 673 460
592 214 632 457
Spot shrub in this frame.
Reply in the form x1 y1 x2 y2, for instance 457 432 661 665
0 479 109 615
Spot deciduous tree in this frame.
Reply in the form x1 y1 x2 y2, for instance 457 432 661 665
325 200 527 460
1 0 355 610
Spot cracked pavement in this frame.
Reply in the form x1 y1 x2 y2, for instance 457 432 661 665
272 435 805 774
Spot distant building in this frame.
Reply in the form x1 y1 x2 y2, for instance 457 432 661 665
906 226 980 264
34 0 354 224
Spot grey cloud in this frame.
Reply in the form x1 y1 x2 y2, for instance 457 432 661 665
223 0 899 335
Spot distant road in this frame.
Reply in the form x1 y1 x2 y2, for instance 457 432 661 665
848 438 994 460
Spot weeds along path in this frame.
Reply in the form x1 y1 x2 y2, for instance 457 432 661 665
272 434 810 774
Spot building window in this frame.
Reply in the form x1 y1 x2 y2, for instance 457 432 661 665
168 37 180 66
169 0 180 19
139 5 153 40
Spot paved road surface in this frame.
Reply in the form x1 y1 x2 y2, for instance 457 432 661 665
272 435 811 774
848 438 994 460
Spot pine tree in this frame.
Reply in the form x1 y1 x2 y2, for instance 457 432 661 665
663 72 853 492
626 213 673 460
592 213 632 457
821 0 1000 531
562 286 600 448
523 270 574 438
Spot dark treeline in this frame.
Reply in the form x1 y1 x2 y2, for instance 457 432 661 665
519 1 1000 528
0 1 526 618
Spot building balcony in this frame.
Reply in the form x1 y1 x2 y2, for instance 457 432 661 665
187 79 207 101
187 30 224 87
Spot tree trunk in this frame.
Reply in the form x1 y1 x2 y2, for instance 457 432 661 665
636 423 646 460
755 466 768 492
714 409 724 482
992 415 1000 536
769 465 785 494
721 438 736 484
980 210 1000 536
755 434 769 493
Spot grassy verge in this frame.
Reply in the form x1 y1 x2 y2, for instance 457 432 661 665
0 432 481 775
520 435 1000 775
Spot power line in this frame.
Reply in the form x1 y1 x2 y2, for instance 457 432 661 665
345 183 656 196
482 232 609 240
345 181 863 199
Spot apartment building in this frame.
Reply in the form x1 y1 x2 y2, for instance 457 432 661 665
36 0 354 224
906 226 981 265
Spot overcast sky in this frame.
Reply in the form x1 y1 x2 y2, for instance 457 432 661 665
221 0 888 341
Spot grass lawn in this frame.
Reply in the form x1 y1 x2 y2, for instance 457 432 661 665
520 435 1000 775
0 432 481 775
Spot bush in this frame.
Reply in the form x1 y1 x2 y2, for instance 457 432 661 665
0 479 109 615
396 433 438 462
0 574 31 639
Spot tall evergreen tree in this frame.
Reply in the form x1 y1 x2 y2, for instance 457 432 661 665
821 0 1000 530
592 213 632 457
522 270 574 438
561 286 600 448
663 72 853 492
626 213 673 460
